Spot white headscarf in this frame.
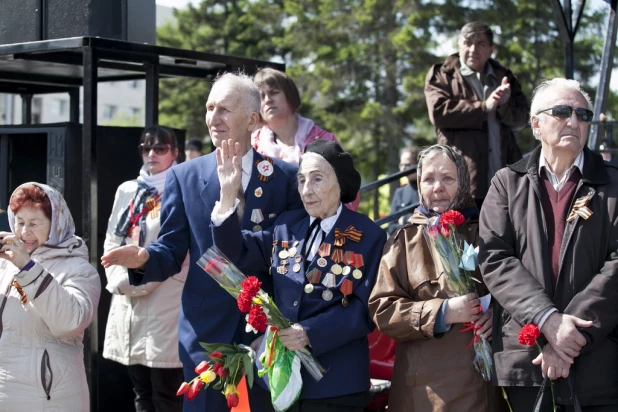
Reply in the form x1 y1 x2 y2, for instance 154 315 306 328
7 182 75 247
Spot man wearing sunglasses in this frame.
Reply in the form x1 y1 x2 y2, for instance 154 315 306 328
425 21 529 209
480 78 618 411
102 73 303 412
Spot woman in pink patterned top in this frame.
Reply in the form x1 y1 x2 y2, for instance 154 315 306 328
253 67 360 210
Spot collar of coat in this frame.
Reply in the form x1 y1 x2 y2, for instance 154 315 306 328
508 145 611 186
439 53 510 76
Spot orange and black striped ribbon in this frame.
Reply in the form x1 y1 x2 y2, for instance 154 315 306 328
334 225 362 247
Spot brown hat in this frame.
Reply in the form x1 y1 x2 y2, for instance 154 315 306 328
460 22 494 45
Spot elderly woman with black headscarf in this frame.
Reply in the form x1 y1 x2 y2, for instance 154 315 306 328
211 138 386 411
368 144 502 412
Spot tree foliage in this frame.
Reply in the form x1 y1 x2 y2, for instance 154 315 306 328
157 0 611 211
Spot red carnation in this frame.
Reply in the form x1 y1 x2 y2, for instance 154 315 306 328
440 210 465 227
518 324 541 346
241 276 262 297
237 291 253 313
248 305 268 332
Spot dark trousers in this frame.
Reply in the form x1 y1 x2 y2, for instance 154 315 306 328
127 364 184 412
505 387 618 412
264 391 368 412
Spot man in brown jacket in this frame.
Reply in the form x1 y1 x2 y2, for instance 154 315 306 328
479 78 618 411
425 22 529 207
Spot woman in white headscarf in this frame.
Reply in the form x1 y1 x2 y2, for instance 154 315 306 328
0 182 101 411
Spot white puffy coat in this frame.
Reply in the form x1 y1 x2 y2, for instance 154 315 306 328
0 237 101 411
103 180 187 368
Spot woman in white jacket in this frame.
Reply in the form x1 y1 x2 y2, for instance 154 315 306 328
0 182 101 411
103 125 187 412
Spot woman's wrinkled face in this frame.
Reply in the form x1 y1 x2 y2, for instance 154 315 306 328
14 206 51 254
298 153 341 219
420 153 459 213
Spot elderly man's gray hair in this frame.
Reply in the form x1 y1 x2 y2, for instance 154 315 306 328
530 78 593 140
212 72 261 116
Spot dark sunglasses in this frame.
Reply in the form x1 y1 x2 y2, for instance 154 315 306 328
537 105 593 122
139 143 170 156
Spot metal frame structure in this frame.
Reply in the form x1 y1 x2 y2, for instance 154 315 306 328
551 0 618 149
0 36 284 410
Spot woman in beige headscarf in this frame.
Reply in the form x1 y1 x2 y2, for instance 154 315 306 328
369 144 501 412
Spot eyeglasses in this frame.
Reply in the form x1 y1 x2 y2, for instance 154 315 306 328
139 143 170 156
537 105 593 122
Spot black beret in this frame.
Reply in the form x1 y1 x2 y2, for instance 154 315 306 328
303 140 360 203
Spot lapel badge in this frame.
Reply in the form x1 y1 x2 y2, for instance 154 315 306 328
268 213 277 219
255 157 275 182
254 187 263 198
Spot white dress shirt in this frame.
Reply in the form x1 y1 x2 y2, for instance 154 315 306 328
538 150 584 191
306 204 343 260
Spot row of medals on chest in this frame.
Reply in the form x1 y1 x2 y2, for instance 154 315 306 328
273 240 363 305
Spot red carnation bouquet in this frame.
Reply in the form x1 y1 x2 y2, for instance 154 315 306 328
176 343 254 408
422 210 493 381
198 246 325 411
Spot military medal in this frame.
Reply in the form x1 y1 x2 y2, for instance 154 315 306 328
342 251 354 276
322 289 333 301
330 249 344 275
255 157 275 182
322 272 336 288
306 268 322 284
352 253 364 279
316 243 331 268
280 258 289 266
254 187 263 198
293 255 302 272
288 246 298 257
340 279 353 307
277 265 288 275
251 209 264 232
278 241 290 259
304 284 314 294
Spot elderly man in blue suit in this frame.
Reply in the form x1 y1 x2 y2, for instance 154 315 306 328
102 72 303 411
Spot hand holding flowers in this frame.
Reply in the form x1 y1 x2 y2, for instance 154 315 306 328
176 343 254 407
422 210 493 381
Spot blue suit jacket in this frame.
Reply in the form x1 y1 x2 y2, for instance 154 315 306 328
213 206 387 400
132 150 302 410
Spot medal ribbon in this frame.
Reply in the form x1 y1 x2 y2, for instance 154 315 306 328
251 209 264 224
339 279 353 296
331 249 344 264
306 268 322 284
317 243 331 258
343 251 354 266
352 253 364 269
334 225 362 247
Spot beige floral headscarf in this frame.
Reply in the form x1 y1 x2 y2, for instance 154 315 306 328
8 182 75 246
